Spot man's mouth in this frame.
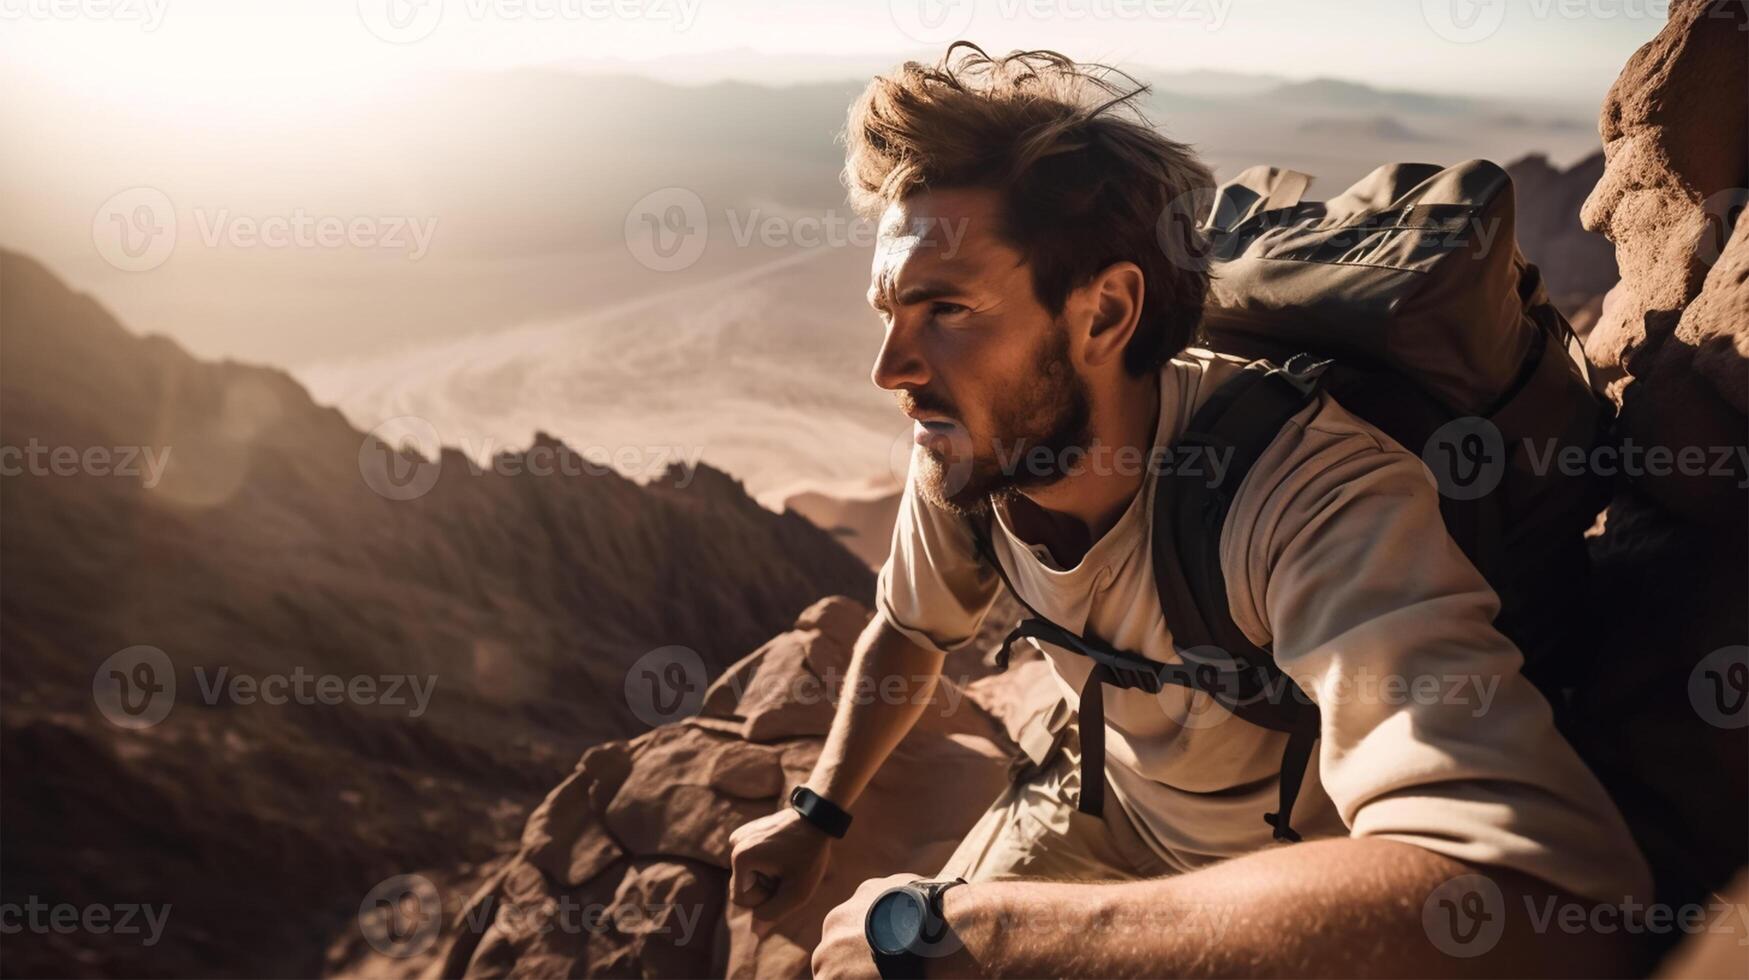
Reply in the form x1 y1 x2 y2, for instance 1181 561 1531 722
912 417 960 447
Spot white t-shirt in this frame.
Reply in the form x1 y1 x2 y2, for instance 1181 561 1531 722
878 348 1651 905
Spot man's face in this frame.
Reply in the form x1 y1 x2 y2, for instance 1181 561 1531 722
867 187 1090 515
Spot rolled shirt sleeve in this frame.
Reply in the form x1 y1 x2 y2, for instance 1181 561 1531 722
876 464 1002 657
1227 408 1654 905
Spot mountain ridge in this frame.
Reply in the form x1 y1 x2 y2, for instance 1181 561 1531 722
0 248 874 978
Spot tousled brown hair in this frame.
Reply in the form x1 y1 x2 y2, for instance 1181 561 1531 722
843 42 1214 375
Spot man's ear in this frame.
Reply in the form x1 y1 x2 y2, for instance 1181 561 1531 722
1076 261 1145 369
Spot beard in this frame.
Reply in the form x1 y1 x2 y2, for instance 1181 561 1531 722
909 327 1092 517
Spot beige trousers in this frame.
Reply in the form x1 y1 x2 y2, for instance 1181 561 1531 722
936 699 1170 883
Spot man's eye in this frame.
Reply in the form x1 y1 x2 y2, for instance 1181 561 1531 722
930 302 970 318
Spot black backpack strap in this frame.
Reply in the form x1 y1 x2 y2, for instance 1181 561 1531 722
1076 662 1116 817
1153 355 1328 840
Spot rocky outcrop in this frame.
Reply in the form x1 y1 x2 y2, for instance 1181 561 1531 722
0 250 875 979
326 598 1048 978
1561 3 1749 972
1580 0 1748 466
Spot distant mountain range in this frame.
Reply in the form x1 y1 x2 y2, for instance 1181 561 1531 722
1297 115 1432 142
0 249 872 978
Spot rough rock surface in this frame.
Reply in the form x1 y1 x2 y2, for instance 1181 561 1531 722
1580 0 1748 462
340 598 1046 979
1565 3 1749 972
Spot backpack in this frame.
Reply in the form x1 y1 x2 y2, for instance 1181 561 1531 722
967 160 1613 843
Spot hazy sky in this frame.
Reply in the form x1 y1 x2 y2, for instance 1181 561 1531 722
7 0 1664 106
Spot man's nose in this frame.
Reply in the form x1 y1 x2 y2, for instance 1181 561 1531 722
870 318 928 392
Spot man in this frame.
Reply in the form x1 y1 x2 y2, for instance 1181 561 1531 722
729 44 1651 976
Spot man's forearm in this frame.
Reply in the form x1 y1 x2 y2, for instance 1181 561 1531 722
806 615 946 809
935 837 1634 978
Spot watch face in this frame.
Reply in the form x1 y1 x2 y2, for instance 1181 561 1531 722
865 888 927 956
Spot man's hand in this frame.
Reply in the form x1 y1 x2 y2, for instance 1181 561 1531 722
812 875 908 980
727 807 832 936
814 875 980 980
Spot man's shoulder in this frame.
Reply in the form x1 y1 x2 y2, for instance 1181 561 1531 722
1165 347 1418 463
1163 346 1250 393
1159 347 1253 442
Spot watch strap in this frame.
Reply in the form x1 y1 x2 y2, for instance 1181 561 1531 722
921 877 966 910
789 785 852 839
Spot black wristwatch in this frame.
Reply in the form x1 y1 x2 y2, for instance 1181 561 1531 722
863 877 966 979
789 785 852 839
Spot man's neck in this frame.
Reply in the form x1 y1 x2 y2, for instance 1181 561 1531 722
1004 369 1162 568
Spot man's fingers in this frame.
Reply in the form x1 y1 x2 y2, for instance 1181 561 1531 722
732 866 780 908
